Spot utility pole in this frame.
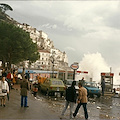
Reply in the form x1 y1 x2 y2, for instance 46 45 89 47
50 51 55 78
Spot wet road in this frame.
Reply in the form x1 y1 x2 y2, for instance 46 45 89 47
37 92 120 120
0 89 60 119
0 86 120 120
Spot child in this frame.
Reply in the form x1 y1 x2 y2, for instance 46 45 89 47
33 82 38 97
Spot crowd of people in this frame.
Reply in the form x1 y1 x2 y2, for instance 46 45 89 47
0 68 107 120
0 68 89 120
0 68 30 107
0 68 16 107
0 68 40 108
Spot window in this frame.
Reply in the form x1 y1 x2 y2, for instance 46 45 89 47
51 80 63 85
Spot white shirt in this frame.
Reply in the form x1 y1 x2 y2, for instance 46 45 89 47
0 80 9 96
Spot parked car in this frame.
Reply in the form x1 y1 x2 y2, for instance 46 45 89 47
40 78 65 96
114 85 120 97
83 82 101 98
64 79 79 95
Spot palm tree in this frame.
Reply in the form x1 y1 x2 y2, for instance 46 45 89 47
0 3 13 13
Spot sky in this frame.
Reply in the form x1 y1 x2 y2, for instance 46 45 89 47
1 0 120 83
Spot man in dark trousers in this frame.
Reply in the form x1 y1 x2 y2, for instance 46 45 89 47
73 82 88 120
20 76 29 107
101 78 105 96
60 81 77 119
26 71 30 81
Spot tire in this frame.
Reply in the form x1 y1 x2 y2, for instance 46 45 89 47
97 94 101 98
46 89 49 96
61 92 63 97
51 92 54 96
40 87 43 92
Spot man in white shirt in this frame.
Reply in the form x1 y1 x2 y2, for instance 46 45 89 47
0 76 9 107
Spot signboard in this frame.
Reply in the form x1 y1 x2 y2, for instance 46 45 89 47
70 64 79 70
101 73 114 77
77 71 88 74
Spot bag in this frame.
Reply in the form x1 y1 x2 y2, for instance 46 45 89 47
2 89 7 93
33 88 38 92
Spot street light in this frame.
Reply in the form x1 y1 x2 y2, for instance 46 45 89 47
50 51 55 78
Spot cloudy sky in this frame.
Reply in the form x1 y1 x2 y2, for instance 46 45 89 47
1 1 120 82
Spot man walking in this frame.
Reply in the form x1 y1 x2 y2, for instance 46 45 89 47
20 76 29 107
73 82 88 120
101 78 105 96
60 81 77 119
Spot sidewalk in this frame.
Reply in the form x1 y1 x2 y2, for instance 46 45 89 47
0 84 60 119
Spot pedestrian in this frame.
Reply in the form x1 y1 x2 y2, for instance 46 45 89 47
73 82 88 120
60 81 77 119
79 77 85 86
0 76 9 107
33 81 38 97
20 76 29 107
6 71 12 91
37 74 41 89
26 71 30 81
12 70 17 85
2 69 7 77
101 78 105 96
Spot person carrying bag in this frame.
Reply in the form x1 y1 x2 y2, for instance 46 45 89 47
0 76 9 107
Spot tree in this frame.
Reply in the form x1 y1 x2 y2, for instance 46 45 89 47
0 3 13 13
0 21 39 69
0 4 14 24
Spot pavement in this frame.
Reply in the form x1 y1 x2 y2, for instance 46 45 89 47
1 84 120 120
0 84 60 119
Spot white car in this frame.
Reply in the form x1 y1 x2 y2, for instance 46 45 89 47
114 85 120 97
116 87 120 95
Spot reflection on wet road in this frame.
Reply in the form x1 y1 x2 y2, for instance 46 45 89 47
36 92 120 120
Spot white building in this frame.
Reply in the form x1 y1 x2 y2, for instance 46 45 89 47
51 48 68 70
17 23 69 71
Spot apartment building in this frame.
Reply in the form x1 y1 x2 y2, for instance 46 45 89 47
17 23 69 71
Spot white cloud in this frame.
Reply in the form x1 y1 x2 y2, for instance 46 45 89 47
54 1 120 32
41 23 57 29
64 47 76 51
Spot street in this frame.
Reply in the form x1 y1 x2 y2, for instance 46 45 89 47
0 85 59 119
38 92 120 120
0 85 120 120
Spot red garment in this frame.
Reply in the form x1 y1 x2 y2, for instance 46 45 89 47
7 73 11 79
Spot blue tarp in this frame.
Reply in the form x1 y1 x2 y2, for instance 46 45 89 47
18 69 35 74
18 69 58 74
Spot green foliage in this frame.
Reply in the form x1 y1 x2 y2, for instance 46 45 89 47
0 21 39 68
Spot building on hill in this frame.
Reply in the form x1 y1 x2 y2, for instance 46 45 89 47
17 23 69 71
18 23 54 51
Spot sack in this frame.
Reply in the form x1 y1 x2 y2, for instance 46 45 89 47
2 89 7 93
33 88 38 92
